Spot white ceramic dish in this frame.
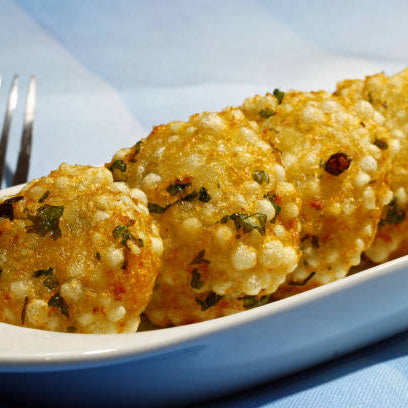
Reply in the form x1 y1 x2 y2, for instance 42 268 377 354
1 184 408 407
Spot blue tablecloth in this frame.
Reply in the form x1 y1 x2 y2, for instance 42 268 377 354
0 1 407 406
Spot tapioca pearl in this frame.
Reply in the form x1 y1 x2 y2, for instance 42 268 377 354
123 318 140 333
9 281 29 299
343 201 356 215
332 111 353 125
396 187 408 206
326 249 339 263
112 147 132 161
27 185 47 201
280 247 298 271
282 152 297 167
239 127 258 144
256 199 275 221
244 181 261 193
142 173 161 190
198 112 225 131
257 140 272 151
55 176 70 190
130 188 148 205
354 100 374 118
360 156 377 173
272 164 286 182
25 299 48 326
234 194 247 208
211 280 232 295
67 261 86 278
78 313 95 327
367 144 381 157
391 128 405 139
273 224 286 239
259 240 284 268
328 202 341 216
362 223 373 237
60 279 83 302
214 225 234 248
306 256 318 268
169 121 184 133
249 121 259 131
179 217 202 240
365 243 390 263
108 304 126 322
363 187 376 210
243 274 262 296
300 152 318 169
355 172 371 188
184 154 205 170
302 105 325 124
231 243 257 270
280 202 299 220
334 265 348 279
104 247 125 269
276 182 296 197
306 179 321 195
85 167 113 185
151 237 164 256
93 210 110 225
135 203 149 215
94 195 110 210
321 100 340 112
389 139 401 157
382 189 393 206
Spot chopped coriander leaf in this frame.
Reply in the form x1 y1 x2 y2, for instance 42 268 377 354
242 295 271 309
38 190 50 203
264 192 281 219
324 152 351 176
190 249 211 265
21 296 29 325
48 293 69 317
380 197 406 226
374 138 388 150
33 267 54 278
0 196 24 221
289 272 316 286
190 268 204 289
195 292 223 311
134 140 143 155
259 108 275 118
181 191 199 202
166 182 191 196
300 234 319 249
221 212 267 235
26 205 64 240
252 170 270 185
108 160 127 181
273 88 285 104
198 187 211 203
43 275 59 290
148 202 170 214
113 225 143 248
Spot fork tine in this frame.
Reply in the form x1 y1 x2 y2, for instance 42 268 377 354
0 75 18 187
13 76 36 186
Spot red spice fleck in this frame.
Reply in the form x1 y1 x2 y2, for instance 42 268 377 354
309 200 324 210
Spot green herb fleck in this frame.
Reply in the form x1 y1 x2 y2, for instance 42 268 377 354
134 140 143 155
195 292 223 311
259 108 275 118
33 267 54 278
190 268 204 289
166 182 191 196
273 88 285 104
374 138 388 150
113 225 143 248
199 187 211 203
221 213 267 235
108 160 127 181
21 296 29 325
190 250 211 265
181 191 199 202
43 275 59 290
252 170 270 185
38 191 50 203
95 252 101 260
26 205 64 240
242 295 271 309
48 293 69 317
0 196 24 221
289 272 316 286
301 234 319 249
380 197 406 227
148 202 170 214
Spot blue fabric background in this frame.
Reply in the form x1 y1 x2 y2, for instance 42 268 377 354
0 1 407 406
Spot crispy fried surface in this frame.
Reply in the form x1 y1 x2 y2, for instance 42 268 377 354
108 108 301 326
336 68 408 263
241 90 391 294
0 164 162 333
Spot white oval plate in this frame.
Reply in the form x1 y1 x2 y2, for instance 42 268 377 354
1 185 408 407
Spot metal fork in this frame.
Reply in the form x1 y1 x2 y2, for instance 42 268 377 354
0 75 36 188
